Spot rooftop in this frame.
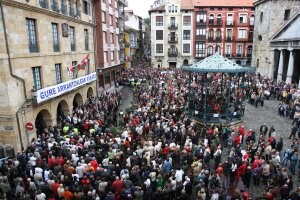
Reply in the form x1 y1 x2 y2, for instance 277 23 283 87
194 0 255 7
181 0 194 10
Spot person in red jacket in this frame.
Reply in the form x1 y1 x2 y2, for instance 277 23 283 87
238 125 245 144
51 180 60 198
89 159 98 171
56 156 64 166
234 134 241 147
112 176 124 196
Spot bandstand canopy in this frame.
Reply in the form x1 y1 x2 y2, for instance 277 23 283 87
182 53 255 73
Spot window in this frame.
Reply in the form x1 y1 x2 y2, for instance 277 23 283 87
183 44 190 53
196 28 206 36
175 6 177 13
68 0 74 16
196 13 206 23
86 59 90 74
26 18 39 53
60 0 66 14
170 17 176 26
260 12 263 22
104 51 108 62
111 51 114 61
110 33 114 43
50 0 58 11
55 64 62 84
183 30 190 40
32 67 42 90
207 46 213 55
84 29 89 50
226 29 232 38
183 16 191 26
227 14 233 25
51 23 59 52
102 11 106 23
83 0 90 15
238 29 247 38
239 14 247 23
103 32 107 43
247 45 253 55
156 44 163 53
156 16 163 26
226 45 231 54
210 7 214 11
237 44 243 54
39 0 48 8
209 14 214 24
250 15 255 25
70 26 75 51
284 9 290 20
156 30 163 40
217 14 222 24
109 15 113 25
216 29 221 38
208 29 214 38
195 43 205 58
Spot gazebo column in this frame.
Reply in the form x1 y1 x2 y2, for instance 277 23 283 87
277 49 284 83
286 49 294 84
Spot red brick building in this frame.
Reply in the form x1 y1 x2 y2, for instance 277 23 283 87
193 0 255 66
94 0 127 91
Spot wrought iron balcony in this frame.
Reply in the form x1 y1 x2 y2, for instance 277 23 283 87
168 23 178 30
208 37 215 42
196 35 206 41
168 48 178 57
168 37 178 43
226 21 234 26
225 36 234 42
196 20 206 26
209 20 223 26
236 53 242 58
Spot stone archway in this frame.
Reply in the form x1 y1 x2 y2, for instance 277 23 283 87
87 87 94 98
183 59 189 65
73 93 83 110
57 100 69 126
35 109 52 135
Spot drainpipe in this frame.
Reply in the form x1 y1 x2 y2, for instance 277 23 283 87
1 2 27 150
92 0 99 97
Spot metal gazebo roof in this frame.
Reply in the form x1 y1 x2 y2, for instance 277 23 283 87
182 53 255 73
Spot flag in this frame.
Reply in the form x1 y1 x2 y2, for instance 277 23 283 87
67 66 74 76
66 54 89 77
78 54 89 70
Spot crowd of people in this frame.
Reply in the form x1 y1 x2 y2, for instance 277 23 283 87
0 65 300 200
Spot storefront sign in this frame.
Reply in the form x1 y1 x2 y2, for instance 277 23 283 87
36 72 97 104
25 122 34 131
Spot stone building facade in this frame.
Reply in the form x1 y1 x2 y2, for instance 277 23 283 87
252 0 300 81
0 0 96 151
149 0 194 68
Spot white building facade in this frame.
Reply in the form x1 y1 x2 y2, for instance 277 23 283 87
149 0 194 68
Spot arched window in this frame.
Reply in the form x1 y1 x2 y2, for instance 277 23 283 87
216 45 221 53
207 46 213 56
247 45 253 56
217 14 222 24
208 29 214 38
250 15 255 26
209 14 214 25
216 29 221 38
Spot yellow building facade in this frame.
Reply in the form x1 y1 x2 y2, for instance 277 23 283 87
0 0 96 151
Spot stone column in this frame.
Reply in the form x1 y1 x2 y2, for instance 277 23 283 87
268 50 275 79
286 49 294 84
277 49 284 83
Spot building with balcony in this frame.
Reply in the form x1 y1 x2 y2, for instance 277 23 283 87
252 0 300 83
124 10 141 68
194 0 255 66
95 0 127 90
149 0 194 68
0 0 96 150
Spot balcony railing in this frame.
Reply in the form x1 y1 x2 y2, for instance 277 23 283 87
236 53 242 58
168 23 178 30
196 35 206 41
39 0 48 9
216 36 222 42
168 49 178 57
226 21 234 26
247 54 252 58
168 37 178 43
209 20 223 26
53 44 60 52
196 20 206 26
208 37 215 42
183 22 191 26
225 36 234 42
225 54 231 57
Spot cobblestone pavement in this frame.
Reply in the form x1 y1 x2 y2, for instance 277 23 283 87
117 87 299 198
243 99 300 198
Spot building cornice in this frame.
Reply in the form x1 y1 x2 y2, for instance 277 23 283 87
0 0 95 27
253 0 267 6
